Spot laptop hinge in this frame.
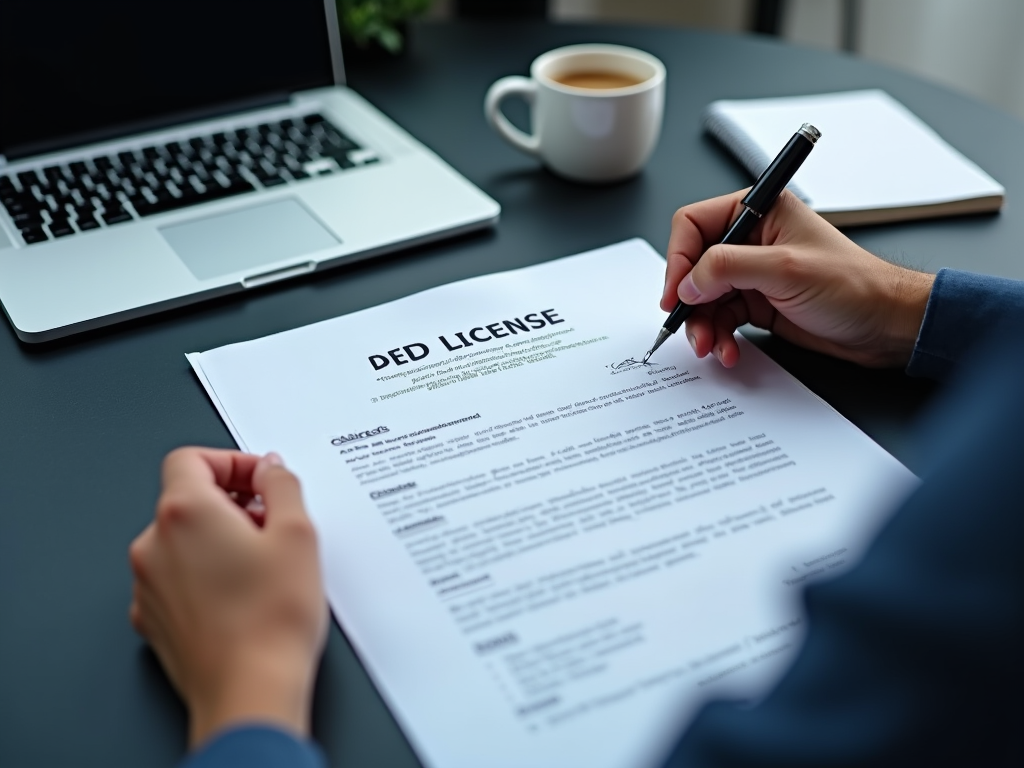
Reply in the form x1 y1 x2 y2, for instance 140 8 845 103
3 93 292 162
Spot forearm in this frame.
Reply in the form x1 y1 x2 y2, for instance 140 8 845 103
907 268 1024 380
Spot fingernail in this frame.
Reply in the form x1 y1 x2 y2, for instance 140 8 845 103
687 333 697 354
678 275 701 303
714 345 723 363
263 452 284 467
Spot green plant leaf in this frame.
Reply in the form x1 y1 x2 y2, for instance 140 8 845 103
378 26 403 53
338 0 432 51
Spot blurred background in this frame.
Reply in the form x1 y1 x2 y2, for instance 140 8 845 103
417 0 1024 122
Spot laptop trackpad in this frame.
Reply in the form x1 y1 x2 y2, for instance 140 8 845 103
159 198 340 281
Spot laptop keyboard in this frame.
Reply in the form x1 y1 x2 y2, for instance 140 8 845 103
0 114 376 245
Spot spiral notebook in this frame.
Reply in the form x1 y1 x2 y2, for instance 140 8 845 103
704 90 1004 226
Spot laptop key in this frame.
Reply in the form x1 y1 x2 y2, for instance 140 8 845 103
101 210 133 225
259 175 287 187
3 198 32 216
3 117 362 242
43 166 67 183
133 178 255 217
52 194 76 212
133 196 185 216
18 170 41 188
20 226 49 243
12 209 44 226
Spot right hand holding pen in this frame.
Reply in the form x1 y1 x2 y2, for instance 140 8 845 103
661 190 935 368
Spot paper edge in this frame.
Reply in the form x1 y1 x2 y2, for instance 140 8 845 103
185 352 250 452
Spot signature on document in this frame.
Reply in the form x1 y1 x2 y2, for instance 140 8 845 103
606 357 655 371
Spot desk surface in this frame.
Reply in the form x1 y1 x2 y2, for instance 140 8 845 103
2 20 1023 768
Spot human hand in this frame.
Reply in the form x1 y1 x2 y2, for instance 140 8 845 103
129 448 328 749
660 190 935 368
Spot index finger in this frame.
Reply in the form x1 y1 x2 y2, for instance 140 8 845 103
661 190 748 311
161 447 262 496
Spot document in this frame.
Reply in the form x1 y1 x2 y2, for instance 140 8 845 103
188 239 916 768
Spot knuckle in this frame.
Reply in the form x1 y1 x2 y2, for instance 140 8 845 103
155 491 192 528
280 516 317 546
128 538 148 578
775 189 797 210
773 248 803 279
776 189 808 219
162 446 193 470
703 245 734 282
275 466 302 489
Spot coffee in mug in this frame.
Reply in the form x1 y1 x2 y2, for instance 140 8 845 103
485 44 666 183
552 70 646 90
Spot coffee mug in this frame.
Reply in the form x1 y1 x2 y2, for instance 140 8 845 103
485 44 666 183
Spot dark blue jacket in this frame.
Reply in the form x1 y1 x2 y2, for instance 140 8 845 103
183 269 1024 768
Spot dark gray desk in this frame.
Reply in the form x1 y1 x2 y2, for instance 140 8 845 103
2 21 1022 768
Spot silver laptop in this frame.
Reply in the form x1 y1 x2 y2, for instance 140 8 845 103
0 0 499 342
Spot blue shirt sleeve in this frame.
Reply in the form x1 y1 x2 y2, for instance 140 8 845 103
907 268 1024 380
664 318 1024 767
179 725 326 768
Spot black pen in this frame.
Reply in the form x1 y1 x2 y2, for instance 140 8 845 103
642 123 821 363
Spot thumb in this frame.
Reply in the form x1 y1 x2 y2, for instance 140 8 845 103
677 244 801 306
252 453 308 529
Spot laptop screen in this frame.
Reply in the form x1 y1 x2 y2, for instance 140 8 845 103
0 0 337 161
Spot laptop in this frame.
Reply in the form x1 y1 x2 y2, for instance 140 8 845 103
0 0 500 342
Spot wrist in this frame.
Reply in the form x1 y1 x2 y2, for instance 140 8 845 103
878 264 935 367
888 268 937 366
187 646 316 749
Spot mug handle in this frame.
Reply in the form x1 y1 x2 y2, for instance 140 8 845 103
484 76 540 156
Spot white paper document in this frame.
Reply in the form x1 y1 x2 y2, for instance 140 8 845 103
188 239 916 768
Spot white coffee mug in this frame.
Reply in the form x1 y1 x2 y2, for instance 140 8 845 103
485 44 666 183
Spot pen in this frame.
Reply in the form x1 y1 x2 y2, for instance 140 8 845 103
642 122 821 363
